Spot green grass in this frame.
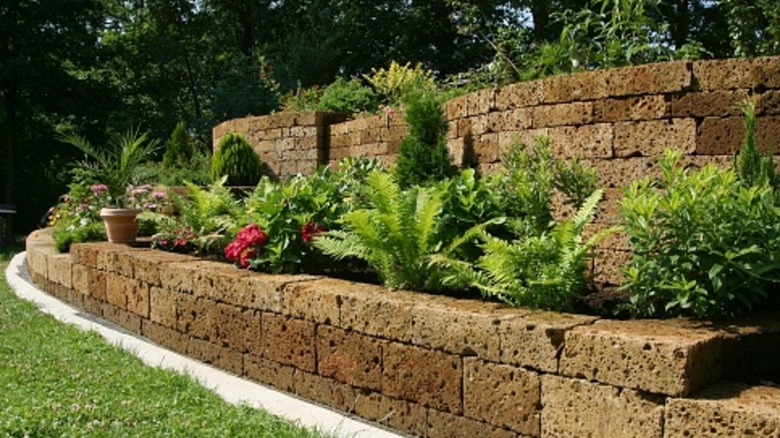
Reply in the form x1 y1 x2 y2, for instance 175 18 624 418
0 254 331 438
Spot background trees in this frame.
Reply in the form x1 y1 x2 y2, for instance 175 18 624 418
2 0 779 236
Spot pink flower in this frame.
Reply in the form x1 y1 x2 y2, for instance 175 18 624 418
90 184 108 195
385 106 395 117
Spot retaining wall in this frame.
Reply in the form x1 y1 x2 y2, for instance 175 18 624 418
26 229 780 438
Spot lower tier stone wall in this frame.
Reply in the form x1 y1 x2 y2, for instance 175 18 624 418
25 229 780 438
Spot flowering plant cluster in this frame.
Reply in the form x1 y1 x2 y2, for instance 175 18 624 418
151 227 197 254
50 183 111 228
125 184 168 211
300 221 325 243
224 223 269 268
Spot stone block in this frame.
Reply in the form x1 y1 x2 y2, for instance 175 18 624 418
495 81 543 110
212 303 262 354
671 90 749 118
243 355 295 392
605 61 692 97
541 70 609 103
547 123 614 159
498 311 598 373
279 278 342 324
105 272 128 310
262 313 316 372
665 382 780 438
614 118 696 157
292 370 356 413
72 263 89 295
427 409 519 438
176 295 217 341
761 90 780 115
186 337 243 375
593 95 671 122
533 102 593 128
445 95 468 120
81 294 103 318
70 243 104 268
694 57 780 91
26 249 48 279
475 133 500 164
696 116 744 155
353 392 428 437
141 320 188 354
47 254 73 288
382 342 462 413
560 319 725 396
585 157 657 188
317 326 383 390
149 286 178 328
464 358 541 436
409 297 504 360
124 277 150 318
338 283 423 342
87 268 106 301
101 303 142 333
541 375 664 438
467 88 496 116
129 250 197 287
96 245 142 276
592 249 631 285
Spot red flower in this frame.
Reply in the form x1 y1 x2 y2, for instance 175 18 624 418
225 224 268 268
237 223 268 246
301 221 325 243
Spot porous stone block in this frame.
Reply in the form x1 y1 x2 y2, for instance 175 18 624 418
226 273 308 313
665 383 780 438
495 81 543 110
761 90 780 115
560 319 724 396
105 272 128 310
81 294 103 318
445 94 468 120
87 268 106 301
382 342 462 413
176 295 217 341
426 409 519 438
292 370 356 413
125 277 150 318
467 88 497 116
592 249 631 285
317 326 383 391
149 286 178 328
410 297 505 360
243 355 295 392
671 90 749 118
186 337 243 375
70 243 104 268
279 278 341 324
499 311 598 373
541 375 664 438
129 251 197 287
212 303 262 354
262 313 316 372
533 102 593 128
593 95 671 122
96 245 143 276
584 157 657 188
696 116 743 155
605 61 692 97
475 133 500 164
101 303 142 333
72 263 89 295
541 70 609 103
26 249 48 279
547 123 614 159
614 118 696 157
141 320 188 354
47 254 73 289
354 392 428 437
338 283 425 342
464 358 541 436
694 57 780 91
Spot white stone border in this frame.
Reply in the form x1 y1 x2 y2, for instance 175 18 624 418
5 252 403 438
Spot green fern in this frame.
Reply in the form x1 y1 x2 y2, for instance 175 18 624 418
314 170 448 291
433 189 611 311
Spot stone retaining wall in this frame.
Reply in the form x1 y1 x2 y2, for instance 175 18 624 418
25 229 780 437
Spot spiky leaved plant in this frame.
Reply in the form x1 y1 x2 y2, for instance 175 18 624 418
431 189 610 311
734 98 778 189
314 170 449 291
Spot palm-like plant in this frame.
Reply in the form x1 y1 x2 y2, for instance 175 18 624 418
314 170 448 291
59 126 160 203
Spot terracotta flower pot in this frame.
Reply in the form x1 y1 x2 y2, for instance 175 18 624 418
100 208 142 244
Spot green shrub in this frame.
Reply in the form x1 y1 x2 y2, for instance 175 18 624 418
734 99 779 188
393 87 457 188
210 134 264 186
162 121 195 169
317 78 380 113
364 61 435 107
620 150 780 318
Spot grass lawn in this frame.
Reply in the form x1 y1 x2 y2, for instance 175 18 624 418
0 249 331 438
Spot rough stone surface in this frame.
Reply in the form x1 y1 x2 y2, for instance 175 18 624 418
498 311 598 373
671 90 748 117
176 295 217 341
47 254 73 289
292 370 357 413
212 303 262 354
338 284 424 342
149 286 178 328
541 375 665 438
464 358 541 436
186 337 244 375
353 392 428 437
105 272 128 310
262 313 316 372
243 355 295 392
560 319 724 396
101 303 142 333
593 95 671 122
128 251 197 287
427 409 520 438
72 263 89 295
547 123 614 159
382 342 463 413
141 320 188 353
614 119 696 157
279 278 340 324
317 326 383 391
665 383 780 438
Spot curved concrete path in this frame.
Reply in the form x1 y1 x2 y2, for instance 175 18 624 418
5 252 404 438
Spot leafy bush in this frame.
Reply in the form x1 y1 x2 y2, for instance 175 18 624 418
364 61 436 106
432 190 608 311
393 86 457 189
210 134 264 186
162 121 195 169
315 170 450 291
280 83 323 112
620 150 780 318
317 78 380 113
51 183 111 252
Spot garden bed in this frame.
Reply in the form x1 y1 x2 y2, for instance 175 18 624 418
25 228 780 438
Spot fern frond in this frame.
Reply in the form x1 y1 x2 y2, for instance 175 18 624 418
571 189 603 233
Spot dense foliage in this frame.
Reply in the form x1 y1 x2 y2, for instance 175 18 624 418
210 134 265 186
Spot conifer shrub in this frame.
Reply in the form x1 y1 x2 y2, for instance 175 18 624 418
210 133 264 186
163 121 195 169
393 86 457 188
